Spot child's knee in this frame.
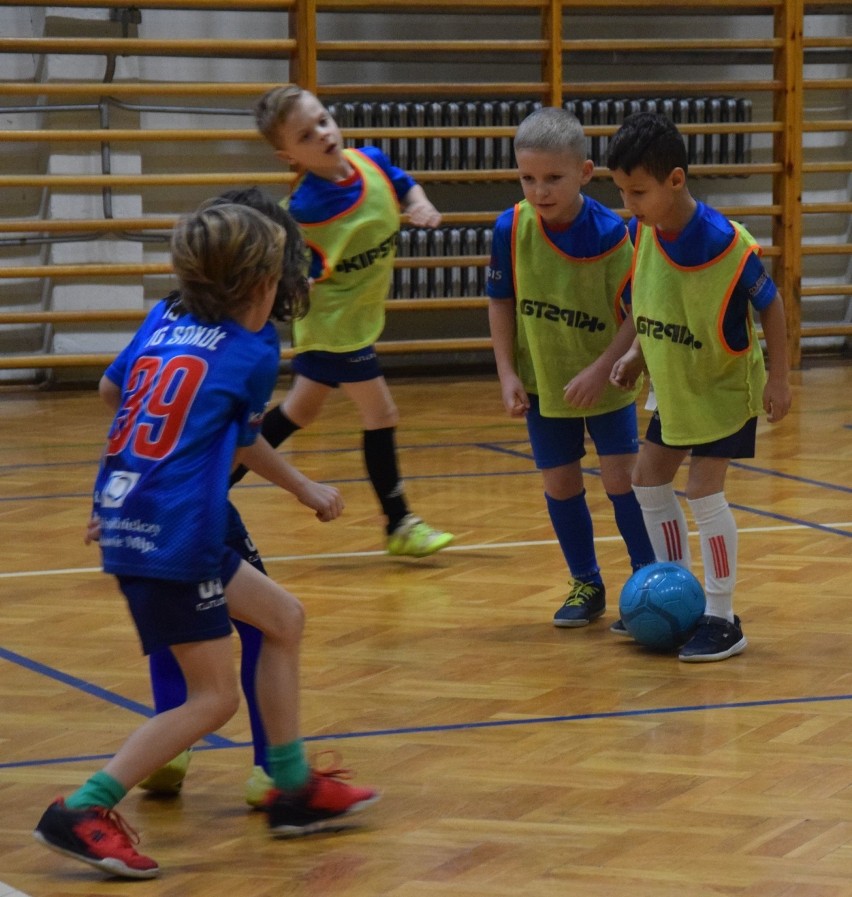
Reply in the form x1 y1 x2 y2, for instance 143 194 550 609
363 403 399 430
383 403 400 428
541 461 583 499
600 460 635 494
286 596 306 637
265 591 305 643
218 685 242 723
192 682 240 730
283 395 322 428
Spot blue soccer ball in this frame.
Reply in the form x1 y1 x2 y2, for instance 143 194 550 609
618 562 705 651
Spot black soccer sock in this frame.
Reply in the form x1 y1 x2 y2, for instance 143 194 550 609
229 405 301 487
363 427 409 533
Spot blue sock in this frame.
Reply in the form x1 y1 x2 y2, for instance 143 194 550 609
545 490 601 583
608 490 656 571
149 649 186 713
149 633 267 770
234 618 268 770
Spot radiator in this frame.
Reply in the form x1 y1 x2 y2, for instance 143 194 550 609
393 226 493 299
328 97 752 170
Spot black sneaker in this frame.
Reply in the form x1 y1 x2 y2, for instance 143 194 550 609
678 615 748 663
553 580 606 628
265 765 380 838
609 618 632 637
33 798 159 879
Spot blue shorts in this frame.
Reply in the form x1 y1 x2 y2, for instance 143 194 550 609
291 346 382 387
117 546 242 655
225 501 266 574
526 395 640 470
645 411 757 458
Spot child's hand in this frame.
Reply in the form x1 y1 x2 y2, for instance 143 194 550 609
500 374 530 418
405 198 442 228
564 365 606 409
296 481 344 522
84 513 101 545
610 347 644 391
764 375 792 423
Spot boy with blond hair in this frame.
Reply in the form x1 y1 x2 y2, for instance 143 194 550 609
488 107 655 627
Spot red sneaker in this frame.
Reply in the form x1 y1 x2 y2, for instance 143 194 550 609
264 756 380 837
33 798 159 879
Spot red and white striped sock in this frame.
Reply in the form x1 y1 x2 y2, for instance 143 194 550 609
687 491 737 622
632 483 691 568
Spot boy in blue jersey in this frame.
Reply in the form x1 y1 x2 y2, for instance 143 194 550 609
136 189 312 807
607 111 792 662
33 203 379 880
233 85 453 558
487 107 655 628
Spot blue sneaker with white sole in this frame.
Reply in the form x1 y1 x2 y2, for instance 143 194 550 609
678 615 747 662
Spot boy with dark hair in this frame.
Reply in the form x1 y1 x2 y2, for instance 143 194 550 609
607 111 792 662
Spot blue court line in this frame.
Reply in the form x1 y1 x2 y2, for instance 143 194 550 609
0 471 535 505
730 459 852 494
2 434 850 499
723 501 852 537
302 692 852 741
476 443 852 538
4 465 851 539
483 441 852 497
0 646 235 749
0 438 532 474
2 691 849 771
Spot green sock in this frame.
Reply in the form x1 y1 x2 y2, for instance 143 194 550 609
267 739 310 792
65 770 127 810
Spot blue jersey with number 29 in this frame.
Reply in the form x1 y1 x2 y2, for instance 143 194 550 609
95 295 280 581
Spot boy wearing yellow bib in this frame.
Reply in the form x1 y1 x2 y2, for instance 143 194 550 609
607 112 792 662
488 107 655 628
244 86 453 557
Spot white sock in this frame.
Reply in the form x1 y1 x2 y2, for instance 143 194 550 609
632 483 691 568
687 492 737 622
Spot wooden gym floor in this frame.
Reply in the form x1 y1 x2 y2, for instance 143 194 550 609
0 363 850 897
